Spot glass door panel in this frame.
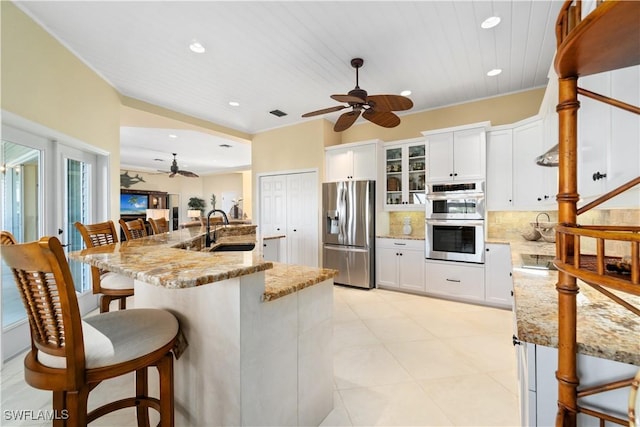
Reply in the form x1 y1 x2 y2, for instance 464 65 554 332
1 140 41 328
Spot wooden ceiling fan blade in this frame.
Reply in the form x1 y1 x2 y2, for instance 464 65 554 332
301 105 347 118
331 94 366 104
179 170 199 178
367 95 413 112
362 110 401 128
334 110 361 132
169 172 176 178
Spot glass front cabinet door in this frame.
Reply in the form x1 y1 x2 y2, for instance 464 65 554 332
384 138 426 210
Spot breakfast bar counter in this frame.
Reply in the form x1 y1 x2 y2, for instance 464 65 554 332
70 226 337 426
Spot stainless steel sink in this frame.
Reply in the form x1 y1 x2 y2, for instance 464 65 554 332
209 243 256 252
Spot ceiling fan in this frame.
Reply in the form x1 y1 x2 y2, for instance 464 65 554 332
302 58 413 132
160 153 199 178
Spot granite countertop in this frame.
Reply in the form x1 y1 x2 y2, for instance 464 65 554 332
69 225 337 301
376 234 425 241
490 236 640 365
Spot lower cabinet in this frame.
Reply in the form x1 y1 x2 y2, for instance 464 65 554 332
262 237 282 262
424 259 485 303
376 238 425 292
515 342 638 426
484 243 514 308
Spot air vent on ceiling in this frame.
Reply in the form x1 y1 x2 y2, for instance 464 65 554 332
269 109 287 117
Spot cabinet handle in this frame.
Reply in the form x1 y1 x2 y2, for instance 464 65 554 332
449 173 453 177
592 171 607 181
454 173 458 177
486 248 490 252
293 229 297 232
445 278 461 283
544 195 549 200
512 335 522 346
393 242 406 246
537 197 542 201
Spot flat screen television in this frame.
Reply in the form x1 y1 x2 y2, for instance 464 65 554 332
120 193 149 216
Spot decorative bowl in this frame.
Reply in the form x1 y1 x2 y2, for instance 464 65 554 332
521 225 541 241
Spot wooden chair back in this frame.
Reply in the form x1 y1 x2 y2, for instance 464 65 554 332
119 218 148 240
1 236 86 386
74 221 133 312
1 230 17 245
149 217 169 234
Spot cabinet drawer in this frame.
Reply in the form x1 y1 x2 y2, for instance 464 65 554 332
425 260 484 301
376 238 425 252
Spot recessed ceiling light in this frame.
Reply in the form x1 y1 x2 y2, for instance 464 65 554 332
168 134 177 139
400 90 412 96
481 16 501 29
189 40 206 53
229 101 240 107
487 68 502 77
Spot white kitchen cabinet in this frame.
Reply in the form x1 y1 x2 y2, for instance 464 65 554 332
578 66 640 206
486 128 514 210
376 238 425 292
423 123 488 183
512 118 557 209
325 140 378 182
515 342 638 426
484 243 513 308
383 138 426 210
424 259 484 303
262 237 282 262
259 171 318 267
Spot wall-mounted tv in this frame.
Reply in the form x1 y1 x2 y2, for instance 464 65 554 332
120 193 149 216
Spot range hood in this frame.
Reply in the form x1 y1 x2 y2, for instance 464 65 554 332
536 143 559 167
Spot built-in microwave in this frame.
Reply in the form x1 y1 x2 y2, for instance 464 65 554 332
425 219 485 263
426 181 485 220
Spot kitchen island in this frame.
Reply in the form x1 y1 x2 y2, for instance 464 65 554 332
70 225 337 426
489 237 640 425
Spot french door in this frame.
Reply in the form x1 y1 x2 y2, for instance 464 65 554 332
1 122 104 361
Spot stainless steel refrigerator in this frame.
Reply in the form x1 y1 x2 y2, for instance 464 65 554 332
322 180 375 289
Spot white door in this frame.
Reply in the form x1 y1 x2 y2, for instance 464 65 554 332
286 172 318 267
58 145 99 315
1 127 49 361
260 175 287 236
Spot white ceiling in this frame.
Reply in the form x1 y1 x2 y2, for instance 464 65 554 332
16 1 562 175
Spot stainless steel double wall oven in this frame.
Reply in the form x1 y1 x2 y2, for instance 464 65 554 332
425 181 485 263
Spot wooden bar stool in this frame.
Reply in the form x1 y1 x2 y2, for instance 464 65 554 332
75 220 134 313
148 217 169 234
0 235 179 427
119 218 148 240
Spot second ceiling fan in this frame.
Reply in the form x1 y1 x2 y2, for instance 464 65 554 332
302 58 413 132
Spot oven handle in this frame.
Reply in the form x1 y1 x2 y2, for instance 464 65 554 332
426 219 485 227
426 193 484 200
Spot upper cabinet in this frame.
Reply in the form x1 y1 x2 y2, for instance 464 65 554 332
325 140 379 182
423 123 488 183
577 66 640 206
383 137 426 210
512 118 557 209
486 127 514 210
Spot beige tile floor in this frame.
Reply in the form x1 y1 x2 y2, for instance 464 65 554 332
1 286 520 426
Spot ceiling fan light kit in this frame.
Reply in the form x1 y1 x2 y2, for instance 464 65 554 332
302 58 413 132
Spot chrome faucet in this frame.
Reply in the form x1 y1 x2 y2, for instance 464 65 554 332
206 209 230 247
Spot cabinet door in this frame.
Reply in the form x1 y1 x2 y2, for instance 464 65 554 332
260 175 287 237
512 120 556 209
286 172 318 267
578 73 610 198
325 148 352 182
351 143 377 181
376 245 399 288
426 132 454 182
405 142 426 207
398 249 425 292
484 243 513 307
608 66 640 202
453 128 485 180
384 145 404 207
486 129 513 210
262 238 280 262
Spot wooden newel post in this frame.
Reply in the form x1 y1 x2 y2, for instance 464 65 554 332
555 76 581 427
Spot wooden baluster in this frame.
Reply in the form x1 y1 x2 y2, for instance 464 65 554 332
632 240 639 285
596 238 605 276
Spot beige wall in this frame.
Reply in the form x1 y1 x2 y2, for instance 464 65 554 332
1 2 122 221
202 172 246 217
340 88 546 143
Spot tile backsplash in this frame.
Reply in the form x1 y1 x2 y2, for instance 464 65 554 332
388 211 425 238
488 209 640 257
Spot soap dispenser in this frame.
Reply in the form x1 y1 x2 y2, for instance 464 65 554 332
402 217 412 235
